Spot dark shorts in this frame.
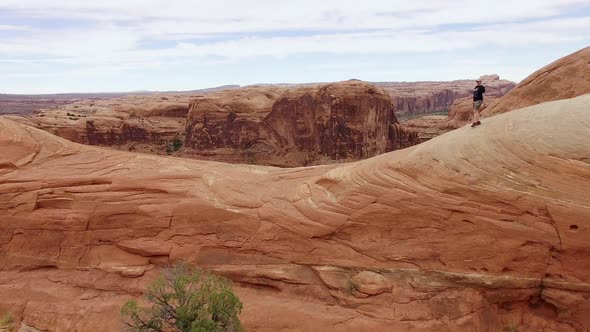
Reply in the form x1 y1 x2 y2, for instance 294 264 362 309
473 100 483 110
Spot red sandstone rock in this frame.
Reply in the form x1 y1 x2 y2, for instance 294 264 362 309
15 82 419 167
14 76 514 167
186 80 419 166
399 115 451 142
446 96 500 128
183 85 287 161
351 271 392 296
26 94 191 149
483 47 590 116
1 94 589 331
375 74 515 116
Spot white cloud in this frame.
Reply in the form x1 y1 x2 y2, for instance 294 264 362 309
0 0 589 92
0 24 30 31
1 0 587 30
3 17 586 63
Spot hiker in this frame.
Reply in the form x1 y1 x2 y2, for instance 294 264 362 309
471 79 485 127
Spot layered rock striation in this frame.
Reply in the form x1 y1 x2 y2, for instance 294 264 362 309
186 80 419 166
20 94 192 156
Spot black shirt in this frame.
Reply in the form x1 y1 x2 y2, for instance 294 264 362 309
473 85 485 101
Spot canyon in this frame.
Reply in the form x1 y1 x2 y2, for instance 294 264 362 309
3 76 514 167
11 81 421 167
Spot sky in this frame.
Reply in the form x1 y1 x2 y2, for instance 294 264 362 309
1 0 589 94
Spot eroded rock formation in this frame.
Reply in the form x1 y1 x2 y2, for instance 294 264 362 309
14 82 419 167
9 77 516 167
399 115 451 143
483 47 590 116
1 95 589 331
186 80 419 166
21 94 192 156
185 86 289 149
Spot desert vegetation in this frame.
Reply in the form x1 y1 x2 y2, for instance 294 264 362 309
121 262 243 332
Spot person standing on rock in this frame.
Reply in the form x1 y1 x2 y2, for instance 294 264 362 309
471 79 485 127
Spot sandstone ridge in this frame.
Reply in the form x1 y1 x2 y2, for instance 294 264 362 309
483 47 590 116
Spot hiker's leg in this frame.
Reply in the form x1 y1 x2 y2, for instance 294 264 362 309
473 101 482 122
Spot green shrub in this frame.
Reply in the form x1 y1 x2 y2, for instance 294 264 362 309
345 277 359 295
121 262 243 332
0 312 14 330
165 138 183 155
502 321 518 332
172 138 183 151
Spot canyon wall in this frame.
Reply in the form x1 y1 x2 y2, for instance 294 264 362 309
185 80 419 166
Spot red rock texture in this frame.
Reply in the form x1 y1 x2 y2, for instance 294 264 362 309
483 47 590 116
376 74 515 115
27 95 191 148
1 94 589 331
399 115 451 143
14 82 419 167
183 85 287 161
446 96 500 128
186 80 419 166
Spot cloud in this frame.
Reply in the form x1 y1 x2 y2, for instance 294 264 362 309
0 0 589 92
0 24 30 31
1 0 588 30
2 17 587 62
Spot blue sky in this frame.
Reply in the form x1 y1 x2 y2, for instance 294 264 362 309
1 0 589 93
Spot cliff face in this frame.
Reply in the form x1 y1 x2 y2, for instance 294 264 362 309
264 81 417 159
376 74 515 115
184 86 287 151
186 81 419 166
391 89 459 115
23 95 191 154
1 94 589 331
483 47 590 116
